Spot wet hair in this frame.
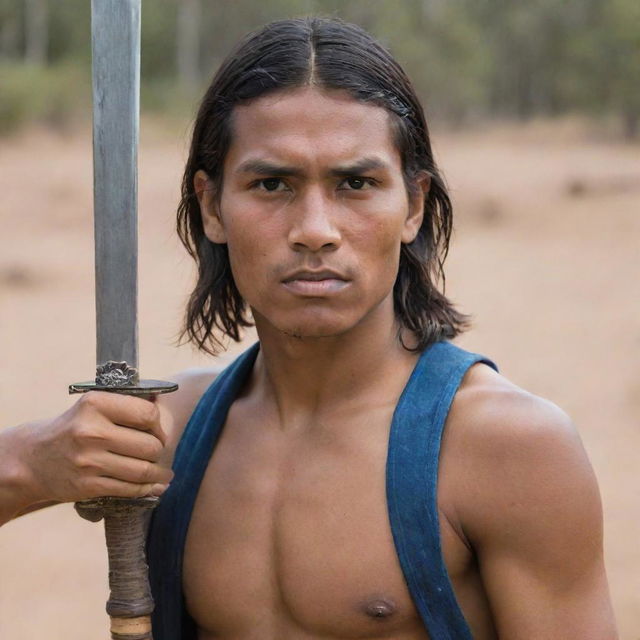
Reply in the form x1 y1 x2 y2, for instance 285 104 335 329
177 17 469 355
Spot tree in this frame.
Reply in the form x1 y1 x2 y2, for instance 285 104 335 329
177 0 201 89
24 0 47 66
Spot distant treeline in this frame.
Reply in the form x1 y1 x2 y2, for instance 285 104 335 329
1 0 638 137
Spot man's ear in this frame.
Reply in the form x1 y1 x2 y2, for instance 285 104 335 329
194 169 227 244
401 172 430 244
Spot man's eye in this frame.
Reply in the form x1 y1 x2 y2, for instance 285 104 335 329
341 177 373 190
258 178 286 192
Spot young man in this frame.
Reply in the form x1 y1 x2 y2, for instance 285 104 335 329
0 18 616 640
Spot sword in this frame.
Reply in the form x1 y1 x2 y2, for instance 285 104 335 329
69 2 176 639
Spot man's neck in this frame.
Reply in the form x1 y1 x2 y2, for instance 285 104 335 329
249 297 420 431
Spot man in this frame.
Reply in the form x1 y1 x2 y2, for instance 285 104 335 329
0 17 616 639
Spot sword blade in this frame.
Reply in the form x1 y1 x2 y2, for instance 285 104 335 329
92 0 140 368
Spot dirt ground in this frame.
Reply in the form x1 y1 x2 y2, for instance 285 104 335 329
0 119 638 638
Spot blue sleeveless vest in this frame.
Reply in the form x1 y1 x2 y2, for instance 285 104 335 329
147 340 497 639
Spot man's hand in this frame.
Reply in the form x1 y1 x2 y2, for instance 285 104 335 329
0 391 173 524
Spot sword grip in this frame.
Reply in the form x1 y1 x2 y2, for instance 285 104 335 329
70 372 177 640
76 496 157 640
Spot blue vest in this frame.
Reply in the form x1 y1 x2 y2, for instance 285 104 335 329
147 340 497 639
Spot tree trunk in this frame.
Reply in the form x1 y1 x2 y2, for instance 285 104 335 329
623 109 639 140
25 0 48 66
177 0 201 89
0 9 20 59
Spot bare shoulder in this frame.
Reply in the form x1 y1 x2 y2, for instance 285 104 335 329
445 362 585 465
443 361 599 540
441 362 616 636
156 366 223 465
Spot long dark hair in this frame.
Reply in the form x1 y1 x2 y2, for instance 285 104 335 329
177 17 469 355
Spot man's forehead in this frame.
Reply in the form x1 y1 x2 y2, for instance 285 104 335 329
225 87 399 169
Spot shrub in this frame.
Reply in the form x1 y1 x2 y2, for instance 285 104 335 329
0 62 90 135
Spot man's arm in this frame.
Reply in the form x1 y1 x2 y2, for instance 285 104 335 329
449 370 617 638
0 425 41 524
0 393 173 527
0 367 219 527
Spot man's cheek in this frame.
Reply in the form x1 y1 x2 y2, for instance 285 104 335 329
228 251 267 295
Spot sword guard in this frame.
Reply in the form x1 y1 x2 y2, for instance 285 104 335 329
69 379 178 396
70 359 178 396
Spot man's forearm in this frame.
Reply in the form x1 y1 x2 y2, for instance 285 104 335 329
0 423 42 526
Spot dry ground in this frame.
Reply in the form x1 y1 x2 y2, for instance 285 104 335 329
0 120 638 638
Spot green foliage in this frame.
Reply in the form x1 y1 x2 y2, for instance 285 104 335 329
141 3 177 80
47 0 90 64
0 0 638 137
0 61 89 133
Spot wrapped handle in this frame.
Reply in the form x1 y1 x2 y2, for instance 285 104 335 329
76 496 158 640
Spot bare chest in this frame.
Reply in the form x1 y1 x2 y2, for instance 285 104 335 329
182 403 463 639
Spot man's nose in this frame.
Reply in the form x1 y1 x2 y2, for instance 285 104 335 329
287 188 341 252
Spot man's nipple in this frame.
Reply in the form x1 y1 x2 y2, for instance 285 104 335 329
361 596 397 619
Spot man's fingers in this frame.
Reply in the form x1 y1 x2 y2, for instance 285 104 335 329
105 427 164 462
77 391 167 444
86 477 169 500
91 451 173 486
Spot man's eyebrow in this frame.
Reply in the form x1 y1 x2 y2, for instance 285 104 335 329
328 157 389 177
236 156 390 178
236 159 302 177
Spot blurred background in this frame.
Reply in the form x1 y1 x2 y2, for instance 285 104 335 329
1 1 638 638
1 0 639 136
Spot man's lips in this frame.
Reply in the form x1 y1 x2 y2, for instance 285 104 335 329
281 269 348 283
281 269 350 295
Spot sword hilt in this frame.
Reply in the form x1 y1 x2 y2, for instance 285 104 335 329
70 364 177 640
75 496 157 640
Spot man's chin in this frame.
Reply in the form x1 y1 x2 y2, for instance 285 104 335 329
280 326 346 341
274 317 357 341
252 308 360 342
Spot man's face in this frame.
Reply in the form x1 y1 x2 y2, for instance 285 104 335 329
196 87 426 340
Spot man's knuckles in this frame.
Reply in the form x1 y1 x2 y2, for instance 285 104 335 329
72 453 101 474
76 391 161 432
151 437 164 460
69 421 108 448
76 390 108 412
139 401 161 429
137 436 163 462
131 460 157 484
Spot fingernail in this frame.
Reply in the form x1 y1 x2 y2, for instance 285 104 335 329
151 483 168 496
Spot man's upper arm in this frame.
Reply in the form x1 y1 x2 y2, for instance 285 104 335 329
456 387 617 638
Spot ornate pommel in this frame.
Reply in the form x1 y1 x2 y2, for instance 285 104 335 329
96 360 139 387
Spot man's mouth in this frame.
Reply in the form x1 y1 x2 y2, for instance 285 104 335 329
282 269 346 282
281 269 350 295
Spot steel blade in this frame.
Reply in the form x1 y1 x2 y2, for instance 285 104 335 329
92 0 140 368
